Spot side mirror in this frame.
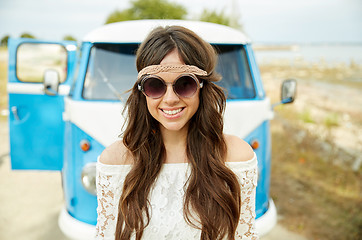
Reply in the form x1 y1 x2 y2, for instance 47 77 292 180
281 79 297 104
43 69 60 96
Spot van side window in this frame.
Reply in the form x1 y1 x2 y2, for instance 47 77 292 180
17 43 68 83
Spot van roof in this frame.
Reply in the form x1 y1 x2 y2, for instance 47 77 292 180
83 19 251 44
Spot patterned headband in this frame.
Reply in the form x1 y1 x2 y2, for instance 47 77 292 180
137 64 208 79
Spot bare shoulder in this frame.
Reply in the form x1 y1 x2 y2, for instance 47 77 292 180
99 140 132 165
224 134 254 162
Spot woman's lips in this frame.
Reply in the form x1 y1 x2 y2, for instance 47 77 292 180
160 107 185 118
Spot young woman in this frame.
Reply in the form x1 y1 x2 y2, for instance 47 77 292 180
95 25 259 240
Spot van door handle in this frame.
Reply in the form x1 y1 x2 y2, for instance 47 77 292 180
11 106 20 121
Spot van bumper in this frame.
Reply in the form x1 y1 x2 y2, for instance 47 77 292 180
256 199 277 236
59 199 277 239
58 207 96 240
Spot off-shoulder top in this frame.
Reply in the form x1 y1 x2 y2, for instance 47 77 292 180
95 153 259 240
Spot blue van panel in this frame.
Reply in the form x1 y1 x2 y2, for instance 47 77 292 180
9 93 65 170
63 120 271 224
244 120 271 218
63 122 104 225
64 121 271 225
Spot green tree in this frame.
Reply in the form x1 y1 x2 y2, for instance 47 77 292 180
199 9 242 29
200 9 230 26
106 9 135 23
20 32 35 39
105 0 187 24
63 35 77 41
1 35 10 46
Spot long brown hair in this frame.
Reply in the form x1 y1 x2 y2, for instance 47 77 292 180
116 25 241 240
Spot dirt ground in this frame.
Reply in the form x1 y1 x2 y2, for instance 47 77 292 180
260 62 362 240
260 62 362 171
0 120 69 240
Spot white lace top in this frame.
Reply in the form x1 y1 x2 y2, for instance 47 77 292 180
95 154 259 240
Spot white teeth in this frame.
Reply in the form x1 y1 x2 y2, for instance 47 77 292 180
163 108 182 115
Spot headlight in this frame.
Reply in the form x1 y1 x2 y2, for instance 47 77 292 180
81 162 97 195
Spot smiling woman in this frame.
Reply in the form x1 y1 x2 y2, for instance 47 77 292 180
96 25 258 240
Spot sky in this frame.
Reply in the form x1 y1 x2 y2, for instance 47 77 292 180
0 0 361 44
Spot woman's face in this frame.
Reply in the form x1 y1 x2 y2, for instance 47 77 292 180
145 49 200 134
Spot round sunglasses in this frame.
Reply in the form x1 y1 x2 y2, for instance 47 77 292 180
138 74 203 99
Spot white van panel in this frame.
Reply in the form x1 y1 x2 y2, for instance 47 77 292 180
224 98 274 138
7 82 70 95
64 98 273 147
64 98 124 146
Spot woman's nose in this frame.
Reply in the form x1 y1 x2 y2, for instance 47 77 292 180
162 85 179 105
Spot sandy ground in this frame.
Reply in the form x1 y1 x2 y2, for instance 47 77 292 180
262 74 362 171
0 119 306 240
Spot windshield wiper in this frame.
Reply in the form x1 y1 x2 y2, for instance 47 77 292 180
97 67 123 101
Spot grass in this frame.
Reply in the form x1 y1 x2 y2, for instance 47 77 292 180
280 107 341 130
259 58 362 239
324 112 340 129
270 115 362 240
299 108 316 124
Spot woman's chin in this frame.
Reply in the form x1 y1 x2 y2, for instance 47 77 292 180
160 122 189 133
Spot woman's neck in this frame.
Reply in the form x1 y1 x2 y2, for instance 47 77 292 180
160 126 188 164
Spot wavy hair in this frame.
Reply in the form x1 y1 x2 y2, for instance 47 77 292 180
116 25 241 240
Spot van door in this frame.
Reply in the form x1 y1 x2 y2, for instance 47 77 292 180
8 38 77 170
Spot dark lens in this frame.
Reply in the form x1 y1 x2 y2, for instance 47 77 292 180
143 77 165 98
174 76 198 97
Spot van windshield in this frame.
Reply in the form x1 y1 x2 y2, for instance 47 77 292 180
82 43 255 100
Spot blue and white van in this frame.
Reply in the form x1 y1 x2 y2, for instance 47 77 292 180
7 20 296 239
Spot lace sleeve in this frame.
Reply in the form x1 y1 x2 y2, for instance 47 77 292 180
95 162 128 240
228 155 259 240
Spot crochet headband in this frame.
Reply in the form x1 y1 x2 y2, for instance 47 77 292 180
137 64 208 79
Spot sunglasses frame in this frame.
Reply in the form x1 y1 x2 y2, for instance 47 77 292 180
138 73 203 99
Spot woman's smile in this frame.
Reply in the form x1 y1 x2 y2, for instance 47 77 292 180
160 107 185 117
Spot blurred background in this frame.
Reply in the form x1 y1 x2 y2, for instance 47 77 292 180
0 0 361 239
